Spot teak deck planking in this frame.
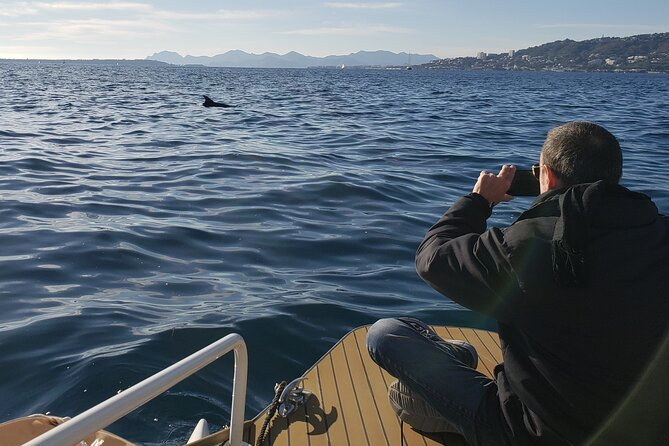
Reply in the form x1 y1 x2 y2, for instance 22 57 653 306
194 325 501 446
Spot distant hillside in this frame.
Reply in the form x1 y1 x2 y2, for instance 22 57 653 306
146 50 437 68
425 32 669 72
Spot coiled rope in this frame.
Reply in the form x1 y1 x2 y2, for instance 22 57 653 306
255 381 287 446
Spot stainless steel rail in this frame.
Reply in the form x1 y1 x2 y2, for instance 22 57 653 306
23 333 249 446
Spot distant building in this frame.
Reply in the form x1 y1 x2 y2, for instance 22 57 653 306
522 55 530 61
605 58 616 66
477 52 487 60
508 50 515 57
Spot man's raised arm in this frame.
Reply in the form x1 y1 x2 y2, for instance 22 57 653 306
416 166 521 321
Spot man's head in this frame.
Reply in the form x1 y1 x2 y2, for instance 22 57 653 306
539 121 622 193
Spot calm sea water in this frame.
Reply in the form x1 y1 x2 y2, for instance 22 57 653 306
1 63 668 444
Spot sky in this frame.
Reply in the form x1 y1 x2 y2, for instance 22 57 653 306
1 1 668 60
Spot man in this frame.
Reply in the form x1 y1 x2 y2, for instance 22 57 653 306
367 122 669 445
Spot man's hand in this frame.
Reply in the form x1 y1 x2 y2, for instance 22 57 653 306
472 165 516 206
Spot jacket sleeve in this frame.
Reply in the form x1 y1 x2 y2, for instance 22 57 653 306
416 193 522 322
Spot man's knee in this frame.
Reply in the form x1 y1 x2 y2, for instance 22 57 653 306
366 318 405 361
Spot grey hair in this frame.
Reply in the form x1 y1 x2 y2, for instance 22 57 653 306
542 121 622 186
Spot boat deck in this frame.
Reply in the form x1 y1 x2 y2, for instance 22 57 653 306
195 325 502 446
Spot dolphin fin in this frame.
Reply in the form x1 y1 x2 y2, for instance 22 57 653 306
203 95 232 108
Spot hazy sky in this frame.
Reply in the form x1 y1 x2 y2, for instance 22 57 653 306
1 1 667 59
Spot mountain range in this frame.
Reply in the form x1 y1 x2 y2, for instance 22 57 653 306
146 50 437 68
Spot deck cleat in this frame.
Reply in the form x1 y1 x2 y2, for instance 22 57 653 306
277 377 311 418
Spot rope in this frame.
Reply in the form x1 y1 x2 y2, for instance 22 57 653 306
255 381 286 446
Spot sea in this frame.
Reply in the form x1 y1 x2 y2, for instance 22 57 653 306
1 63 668 444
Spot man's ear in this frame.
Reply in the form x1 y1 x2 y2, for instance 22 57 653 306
545 165 563 190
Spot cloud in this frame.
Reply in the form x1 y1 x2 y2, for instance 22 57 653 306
15 18 174 42
154 9 275 21
34 2 153 12
1 2 277 21
0 5 40 16
0 1 152 15
279 24 410 36
5 1 281 45
324 2 402 9
2 1 282 53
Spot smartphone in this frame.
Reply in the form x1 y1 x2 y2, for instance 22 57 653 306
507 169 540 196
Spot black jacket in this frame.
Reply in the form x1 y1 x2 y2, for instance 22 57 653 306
416 181 669 445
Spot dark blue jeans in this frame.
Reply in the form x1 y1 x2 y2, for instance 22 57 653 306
367 317 513 446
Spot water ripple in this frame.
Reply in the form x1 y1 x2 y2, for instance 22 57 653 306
0 62 667 443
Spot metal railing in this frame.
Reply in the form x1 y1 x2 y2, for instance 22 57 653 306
23 333 249 446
